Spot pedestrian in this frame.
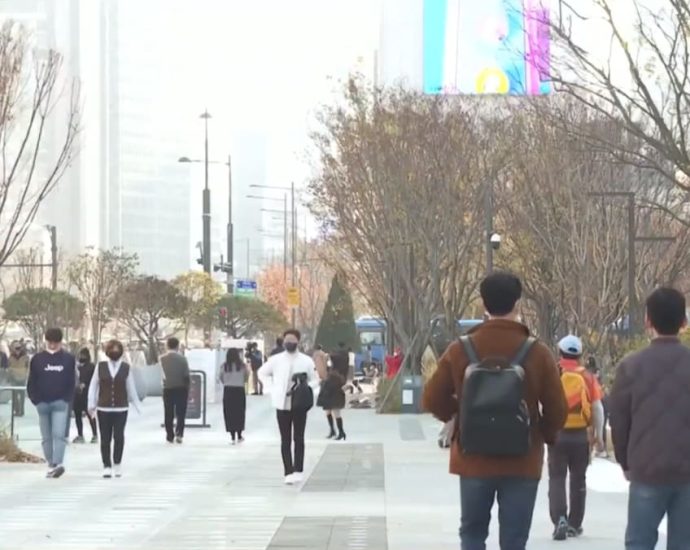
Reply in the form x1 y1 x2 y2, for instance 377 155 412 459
269 337 284 357
548 335 605 541
87 339 142 479
258 329 318 485
8 340 29 417
312 345 328 381
26 328 76 479
610 287 690 549
72 348 98 444
318 363 347 441
160 337 190 444
248 342 264 395
422 272 567 550
218 347 249 444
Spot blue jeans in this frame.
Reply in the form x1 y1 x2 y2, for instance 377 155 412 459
460 476 539 550
626 481 690 550
36 400 69 467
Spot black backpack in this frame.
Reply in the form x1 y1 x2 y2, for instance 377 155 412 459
288 373 314 412
459 336 536 456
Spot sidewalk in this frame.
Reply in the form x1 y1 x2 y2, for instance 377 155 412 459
0 396 655 549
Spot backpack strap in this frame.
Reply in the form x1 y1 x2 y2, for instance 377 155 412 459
511 337 536 366
459 336 480 364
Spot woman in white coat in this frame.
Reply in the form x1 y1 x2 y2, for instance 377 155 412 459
258 329 319 485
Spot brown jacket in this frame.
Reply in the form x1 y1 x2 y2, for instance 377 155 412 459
422 319 567 479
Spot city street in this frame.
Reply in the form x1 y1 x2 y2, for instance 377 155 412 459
0 396 657 549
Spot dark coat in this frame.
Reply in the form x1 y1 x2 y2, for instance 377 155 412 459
317 370 346 410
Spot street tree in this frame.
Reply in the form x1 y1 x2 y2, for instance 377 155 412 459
173 271 223 345
3 288 85 343
551 0 690 220
67 248 138 358
215 295 287 339
0 22 80 267
314 275 358 352
115 276 181 364
309 78 486 368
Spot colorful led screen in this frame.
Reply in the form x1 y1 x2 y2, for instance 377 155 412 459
423 0 551 95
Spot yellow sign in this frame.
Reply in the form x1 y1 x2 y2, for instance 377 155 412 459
287 287 300 308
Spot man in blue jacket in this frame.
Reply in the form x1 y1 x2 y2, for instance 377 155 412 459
26 328 76 478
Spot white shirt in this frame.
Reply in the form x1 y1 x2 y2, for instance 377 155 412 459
87 360 142 413
258 351 319 411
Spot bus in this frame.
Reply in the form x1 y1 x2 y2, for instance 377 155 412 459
353 316 483 373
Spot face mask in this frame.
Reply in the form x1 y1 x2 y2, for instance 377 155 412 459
106 350 123 362
284 342 298 353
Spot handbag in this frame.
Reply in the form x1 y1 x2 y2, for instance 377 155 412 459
288 372 314 412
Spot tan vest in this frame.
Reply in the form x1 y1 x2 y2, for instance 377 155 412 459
97 362 130 408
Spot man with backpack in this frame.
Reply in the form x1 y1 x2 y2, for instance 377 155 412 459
549 335 605 541
423 272 567 550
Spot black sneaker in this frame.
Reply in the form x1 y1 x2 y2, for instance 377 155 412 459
72 435 85 444
51 465 65 479
567 526 583 538
553 518 568 541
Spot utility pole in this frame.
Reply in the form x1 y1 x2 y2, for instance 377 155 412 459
48 225 57 290
291 181 296 328
626 194 636 334
484 181 494 275
226 154 234 294
283 193 288 282
201 110 212 274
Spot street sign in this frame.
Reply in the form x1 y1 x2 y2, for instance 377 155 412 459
287 286 300 308
235 279 257 297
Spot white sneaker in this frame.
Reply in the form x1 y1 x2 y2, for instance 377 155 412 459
284 474 295 485
291 472 303 483
113 464 122 478
103 467 112 479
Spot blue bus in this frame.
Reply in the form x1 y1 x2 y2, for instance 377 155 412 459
354 316 483 373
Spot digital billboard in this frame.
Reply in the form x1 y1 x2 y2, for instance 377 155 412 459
423 0 551 95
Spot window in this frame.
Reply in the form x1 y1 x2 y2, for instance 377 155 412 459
359 331 384 346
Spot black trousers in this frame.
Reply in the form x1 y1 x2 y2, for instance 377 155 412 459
97 410 128 468
548 429 590 529
163 387 188 441
73 394 97 437
276 409 307 476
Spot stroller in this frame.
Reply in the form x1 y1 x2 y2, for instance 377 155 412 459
437 417 456 449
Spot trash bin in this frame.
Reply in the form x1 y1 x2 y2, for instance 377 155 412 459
400 374 423 414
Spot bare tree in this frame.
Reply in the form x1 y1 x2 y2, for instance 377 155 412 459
0 22 80 266
67 248 138 358
550 0 690 218
309 78 486 368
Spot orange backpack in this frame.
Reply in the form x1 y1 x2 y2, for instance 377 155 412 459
561 367 592 429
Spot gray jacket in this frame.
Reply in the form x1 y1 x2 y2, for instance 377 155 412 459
160 352 190 389
217 363 248 388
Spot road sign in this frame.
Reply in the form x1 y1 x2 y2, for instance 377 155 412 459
287 286 300 308
235 279 257 296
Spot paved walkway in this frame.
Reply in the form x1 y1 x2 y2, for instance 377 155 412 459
0 396 663 549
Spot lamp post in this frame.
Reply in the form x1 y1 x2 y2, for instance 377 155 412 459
201 110 212 274
179 150 234 293
588 191 675 335
247 194 289 281
250 183 298 327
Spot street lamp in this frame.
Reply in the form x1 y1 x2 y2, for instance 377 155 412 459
250 183 298 326
247 194 289 282
179 151 234 294
588 191 675 335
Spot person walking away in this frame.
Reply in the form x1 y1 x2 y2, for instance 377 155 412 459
422 272 567 550
88 339 142 478
73 348 98 443
259 329 319 485
8 341 29 417
160 337 190 444
318 363 347 440
610 287 690 550
269 337 284 357
249 343 264 395
218 348 249 444
548 335 605 540
26 329 76 479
